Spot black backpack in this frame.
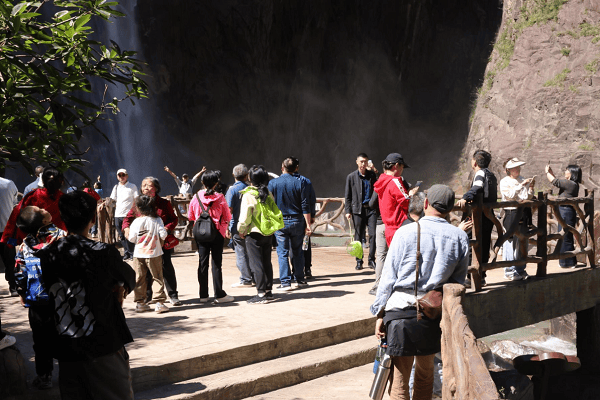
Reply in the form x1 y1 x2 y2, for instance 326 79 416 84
193 194 217 242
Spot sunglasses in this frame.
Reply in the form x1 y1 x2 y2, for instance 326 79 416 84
118 174 127 177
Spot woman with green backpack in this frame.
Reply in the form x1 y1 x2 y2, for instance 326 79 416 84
237 165 284 304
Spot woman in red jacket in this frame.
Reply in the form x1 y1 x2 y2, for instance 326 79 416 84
122 177 182 306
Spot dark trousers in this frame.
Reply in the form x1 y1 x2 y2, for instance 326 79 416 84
352 208 377 264
559 205 577 267
197 234 227 299
0 240 16 290
29 305 55 376
145 248 178 300
58 347 133 400
291 237 312 277
115 217 134 258
481 214 494 265
245 232 273 294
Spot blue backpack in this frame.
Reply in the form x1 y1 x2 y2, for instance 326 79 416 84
22 257 49 306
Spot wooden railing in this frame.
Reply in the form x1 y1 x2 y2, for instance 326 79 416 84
441 284 500 399
311 197 348 237
463 191 596 292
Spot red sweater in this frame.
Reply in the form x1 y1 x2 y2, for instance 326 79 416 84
1 188 66 246
122 195 178 233
373 174 410 246
83 187 101 202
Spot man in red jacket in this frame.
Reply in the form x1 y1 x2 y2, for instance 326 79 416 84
374 153 419 246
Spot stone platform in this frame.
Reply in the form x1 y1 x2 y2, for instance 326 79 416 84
0 244 579 399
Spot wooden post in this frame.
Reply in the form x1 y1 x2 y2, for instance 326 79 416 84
471 193 484 292
585 190 595 268
536 192 548 277
577 304 600 373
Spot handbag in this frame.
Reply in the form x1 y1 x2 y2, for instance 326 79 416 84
192 193 218 242
414 221 443 320
163 234 179 250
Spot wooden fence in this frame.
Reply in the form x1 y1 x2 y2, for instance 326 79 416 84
441 284 500 399
465 191 596 292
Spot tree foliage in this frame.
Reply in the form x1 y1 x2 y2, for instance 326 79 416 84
0 0 148 176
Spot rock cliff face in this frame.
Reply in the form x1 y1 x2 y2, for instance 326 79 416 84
461 0 600 197
9 0 500 196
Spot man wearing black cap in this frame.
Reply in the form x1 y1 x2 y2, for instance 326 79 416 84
345 153 378 270
371 184 469 400
374 153 419 247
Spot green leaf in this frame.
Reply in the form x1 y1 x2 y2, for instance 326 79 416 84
74 13 91 30
11 3 29 16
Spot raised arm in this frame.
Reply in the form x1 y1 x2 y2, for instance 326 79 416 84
164 166 178 179
191 166 206 185
545 164 556 183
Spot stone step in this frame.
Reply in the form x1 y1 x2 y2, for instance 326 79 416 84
242 363 376 400
132 316 375 392
6 316 375 400
134 336 377 400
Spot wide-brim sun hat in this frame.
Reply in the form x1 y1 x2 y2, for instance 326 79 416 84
505 158 526 169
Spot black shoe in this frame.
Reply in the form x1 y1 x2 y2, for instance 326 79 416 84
355 263 364 270
265 291 274 300
305 269 313 279
9 289 19 297
247 295 267 304
368 261 376 270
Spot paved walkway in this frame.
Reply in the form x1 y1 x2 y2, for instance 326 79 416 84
0 243 572 395
0 245 376 386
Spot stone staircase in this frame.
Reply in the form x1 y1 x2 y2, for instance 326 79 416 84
135 317 376 399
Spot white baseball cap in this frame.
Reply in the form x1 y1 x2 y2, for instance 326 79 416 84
117 169 128 176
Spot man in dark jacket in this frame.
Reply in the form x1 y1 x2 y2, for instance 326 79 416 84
38 191 136 400
345 153 377 270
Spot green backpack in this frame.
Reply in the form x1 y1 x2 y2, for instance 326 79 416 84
241 187 284 236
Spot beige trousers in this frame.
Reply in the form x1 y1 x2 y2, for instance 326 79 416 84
133 256 166 303
389 354 435 400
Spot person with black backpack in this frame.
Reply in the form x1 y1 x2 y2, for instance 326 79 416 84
188 171 233 304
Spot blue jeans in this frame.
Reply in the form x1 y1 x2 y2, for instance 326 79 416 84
231 233 253 284
559 205 577 267
502 209 526 276
275 216 305 286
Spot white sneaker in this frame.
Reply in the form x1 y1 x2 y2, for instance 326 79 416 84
155 303 169 313
136 303 151 313
0 334 16 351
199 297 210 303
214 294 234 304
231 282 254 288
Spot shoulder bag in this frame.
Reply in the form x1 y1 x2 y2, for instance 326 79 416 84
414 221 443 320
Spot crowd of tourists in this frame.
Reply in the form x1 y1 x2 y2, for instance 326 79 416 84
366 149 583 399
0 150 584 399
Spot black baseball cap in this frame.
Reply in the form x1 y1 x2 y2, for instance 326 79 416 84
384 153 410 168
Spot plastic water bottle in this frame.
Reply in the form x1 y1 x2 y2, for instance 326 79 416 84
302 235 310 251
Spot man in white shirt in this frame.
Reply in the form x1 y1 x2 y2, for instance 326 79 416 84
0 168 19 295
23 165 44 196
110 169 138 261
164 166 205 195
